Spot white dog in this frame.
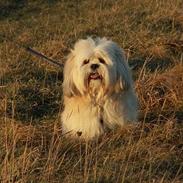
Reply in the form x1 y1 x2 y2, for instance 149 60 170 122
61 37 138 139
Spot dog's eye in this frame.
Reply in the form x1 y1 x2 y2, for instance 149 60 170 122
83 59 89 65
99 58 106 64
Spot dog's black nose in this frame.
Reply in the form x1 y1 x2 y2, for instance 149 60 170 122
91 64 99 70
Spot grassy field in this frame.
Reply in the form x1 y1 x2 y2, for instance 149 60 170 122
0 0 183 182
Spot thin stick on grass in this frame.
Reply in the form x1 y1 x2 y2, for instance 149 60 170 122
0 34 63 68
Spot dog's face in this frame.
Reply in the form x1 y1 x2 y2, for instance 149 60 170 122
63 37 132 97
73 50 118 95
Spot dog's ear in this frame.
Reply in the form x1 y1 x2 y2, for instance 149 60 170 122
63 52 80 97
115 49 132 92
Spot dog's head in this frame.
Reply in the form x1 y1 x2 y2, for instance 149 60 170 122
63 37 132 97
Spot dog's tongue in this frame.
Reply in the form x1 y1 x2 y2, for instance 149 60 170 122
90 73 100 79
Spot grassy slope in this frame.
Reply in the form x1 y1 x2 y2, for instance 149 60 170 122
0 0 183 182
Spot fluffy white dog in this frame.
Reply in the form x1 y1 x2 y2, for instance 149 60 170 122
61 37 138 139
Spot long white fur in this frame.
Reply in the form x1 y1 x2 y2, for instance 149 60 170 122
62 37 138 139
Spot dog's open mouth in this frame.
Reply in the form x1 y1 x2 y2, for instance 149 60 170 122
88 72 102 81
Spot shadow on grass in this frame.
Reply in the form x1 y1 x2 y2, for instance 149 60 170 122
129 57 174 73
1 58 63 123
0 0 60 20
0 0 28 19
138 110 183 125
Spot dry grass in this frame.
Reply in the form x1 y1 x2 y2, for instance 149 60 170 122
0 0 183 182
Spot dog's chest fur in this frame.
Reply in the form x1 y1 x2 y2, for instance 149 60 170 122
88 80 104 99
62 91 109 139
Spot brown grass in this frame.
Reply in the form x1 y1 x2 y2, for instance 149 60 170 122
0 0 183 182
